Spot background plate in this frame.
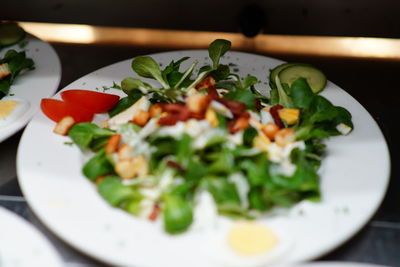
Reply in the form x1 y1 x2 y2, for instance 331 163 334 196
0 207 63 267
17 51 390 267
0 33 61 142
290 262 389 267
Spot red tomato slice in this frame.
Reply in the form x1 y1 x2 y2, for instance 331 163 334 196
61 90 120 113
41 99 94 123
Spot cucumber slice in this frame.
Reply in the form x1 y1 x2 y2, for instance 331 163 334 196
269 62 310 88
270 63 294 86
278 65 327 93
0 22 26 47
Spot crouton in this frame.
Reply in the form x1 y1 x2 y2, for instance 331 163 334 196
105 134 121 154
53 116 75 136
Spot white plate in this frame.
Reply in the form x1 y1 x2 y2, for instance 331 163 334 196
0 33 61 142
0 207 63 267
17 51 390 267
289 262 389 267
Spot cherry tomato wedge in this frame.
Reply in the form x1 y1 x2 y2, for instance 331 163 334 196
61 90 120 113
41 99 94 123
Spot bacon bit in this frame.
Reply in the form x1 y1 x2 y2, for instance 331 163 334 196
176 106 191 122
189 111 205 120
158 103 206 125
195 76 216 90
148 204 161 221
206 86 220 100
270 105 285 128
228 112 250 134
217 98 246 116
158 113 179 126
255 99 262 111
163 103 185 113
167 160 186 173
241 112 250 119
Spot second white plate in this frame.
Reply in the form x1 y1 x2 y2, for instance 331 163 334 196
0 33 61 142
0 207 63 267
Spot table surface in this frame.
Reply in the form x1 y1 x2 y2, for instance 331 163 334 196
1 43 399 267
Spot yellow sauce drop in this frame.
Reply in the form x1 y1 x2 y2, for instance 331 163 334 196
227 221 278 256
0 100 18 119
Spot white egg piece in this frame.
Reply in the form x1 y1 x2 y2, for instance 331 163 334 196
0 97 30 128
207 220 294 267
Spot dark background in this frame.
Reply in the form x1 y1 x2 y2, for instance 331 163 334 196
1 1 400 266
2 0 400 37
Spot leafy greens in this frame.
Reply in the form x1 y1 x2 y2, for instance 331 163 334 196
65 39 353 235
0 49 34 99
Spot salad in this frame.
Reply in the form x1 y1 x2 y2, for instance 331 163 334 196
41 39 353 235
0 22 34 100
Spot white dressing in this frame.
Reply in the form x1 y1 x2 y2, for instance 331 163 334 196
228 173 250 208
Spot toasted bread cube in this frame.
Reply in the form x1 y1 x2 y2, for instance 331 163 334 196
53 116 75 136
275 128 296 147
149 104 163 118
229 117 249 134
105 134 121 154
261 122 279 141
132 109 150 126
115 155 148 180
132 155 148 178
99 119 109 128
118 143 133 161
115 159 137 180
187 94 209 113
229 115 250 134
